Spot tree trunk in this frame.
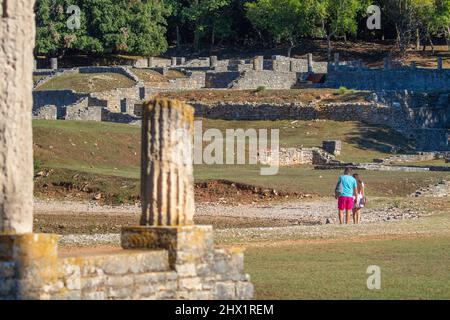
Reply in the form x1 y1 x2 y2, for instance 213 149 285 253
211 25 215 50
287 40 294 58
327 34 331 61
415 28 420 50
176 25 181 47
429 36 435 55
193 29 200 52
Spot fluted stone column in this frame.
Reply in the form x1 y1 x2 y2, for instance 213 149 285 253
122 99 210 268
140 99 195 226
0 0 35 234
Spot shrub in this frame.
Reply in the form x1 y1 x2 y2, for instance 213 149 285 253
337 86 348 95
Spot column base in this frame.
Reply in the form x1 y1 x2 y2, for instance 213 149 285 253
0 233 60 299
121 226 214 267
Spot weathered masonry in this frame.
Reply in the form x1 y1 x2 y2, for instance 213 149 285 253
0 1 253 300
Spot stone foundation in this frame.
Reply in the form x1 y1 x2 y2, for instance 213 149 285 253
0 228 253 300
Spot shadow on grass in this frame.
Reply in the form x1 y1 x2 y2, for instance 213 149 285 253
345 122 416 155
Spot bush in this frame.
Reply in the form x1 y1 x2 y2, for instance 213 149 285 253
337 86 348 95
255 86 266 92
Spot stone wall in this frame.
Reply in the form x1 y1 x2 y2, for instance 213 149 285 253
0 229 253 300
258 147 337 166
33 105 57 120
326 65 450 91
191 99 449 151
230 70 299 90
33 90 89 111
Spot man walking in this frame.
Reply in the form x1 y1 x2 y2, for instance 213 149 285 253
335 168 358 224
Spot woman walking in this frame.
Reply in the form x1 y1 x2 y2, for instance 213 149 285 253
352 173 366 224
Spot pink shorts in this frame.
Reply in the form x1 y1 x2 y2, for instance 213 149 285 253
338 196 354 210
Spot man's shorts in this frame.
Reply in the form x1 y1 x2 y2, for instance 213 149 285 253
338 196 354 210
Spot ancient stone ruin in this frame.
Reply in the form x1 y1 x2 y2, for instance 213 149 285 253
0 1 252 300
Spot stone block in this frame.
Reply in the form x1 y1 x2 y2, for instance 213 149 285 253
121 225 214 267
322 140 342 156
236 282 254 300
215 282 236 300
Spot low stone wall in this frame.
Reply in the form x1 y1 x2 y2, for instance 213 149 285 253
258 147 337 166
0 227 253 300
326 66 450 91
230 70 299 90
191 100 449 151
33 105 57 120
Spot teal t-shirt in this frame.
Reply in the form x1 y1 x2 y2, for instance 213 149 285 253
337 175 357 197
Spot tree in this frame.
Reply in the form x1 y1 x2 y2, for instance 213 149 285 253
34 0 170 57
315 0 367 60
430 0 450 50
245 0 316 57
180 0 233 51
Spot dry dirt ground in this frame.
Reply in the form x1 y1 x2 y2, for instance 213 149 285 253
34 195 449 250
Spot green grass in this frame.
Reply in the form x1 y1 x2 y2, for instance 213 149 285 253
34 72 136 92
245 236 450 299
32 119 449 198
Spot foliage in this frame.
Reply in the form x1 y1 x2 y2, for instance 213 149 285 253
34 0 450 56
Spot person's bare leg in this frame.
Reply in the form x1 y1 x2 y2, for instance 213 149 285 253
345 210 351 224
352 209 357 224
339 210 344 224
356 209 361 224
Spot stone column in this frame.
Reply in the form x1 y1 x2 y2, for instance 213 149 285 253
50 58 58 70
122 99 212 268
0 0 35 234
140 99 195 226
437 57 443 70
307 53 313 73
148 57 154 68
171 57 177 67
1 0 62 300
179 57 186 65
210 56 218 68
253 56 264 71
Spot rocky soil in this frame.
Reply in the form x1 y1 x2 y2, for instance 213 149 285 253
34 195 435 248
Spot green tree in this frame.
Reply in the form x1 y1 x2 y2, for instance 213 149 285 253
245 0 316 57
180 0 233 51
35 0 169 57
315 0 367 60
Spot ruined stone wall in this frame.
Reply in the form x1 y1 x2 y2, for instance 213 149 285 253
33 90 89 112
192 100 449 151
33 105 57 120
230 70 299 89
0 229 253 300
258 147 336 166
326 67 450 91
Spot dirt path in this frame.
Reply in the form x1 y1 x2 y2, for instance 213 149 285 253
33 196 450 248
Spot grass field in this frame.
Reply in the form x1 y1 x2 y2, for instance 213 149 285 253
32 119 449 201
35 72 136 92
245 235 450 299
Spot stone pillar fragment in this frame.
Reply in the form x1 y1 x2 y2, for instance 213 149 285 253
171 57 177 67
50 58 58 70
210 56 218 68
0 0 35 234
140 99 195 227
148 57 154 68
334 53 340 71
253 56 264 71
